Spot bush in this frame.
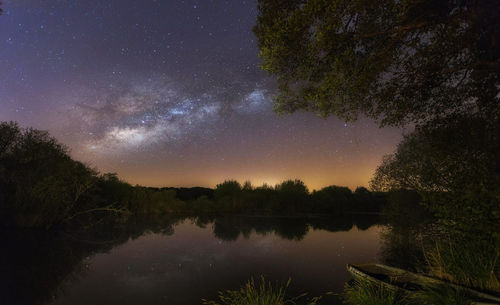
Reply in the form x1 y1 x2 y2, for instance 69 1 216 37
0 122 99 228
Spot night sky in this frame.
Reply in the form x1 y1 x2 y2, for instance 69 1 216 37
0 0 402 190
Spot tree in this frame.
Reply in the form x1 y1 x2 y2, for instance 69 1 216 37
215 180 242 198
214 180 243 211
312 185 353 213
370 115 499 229
274 179 309 212
254 0 500 126
0 122 100 227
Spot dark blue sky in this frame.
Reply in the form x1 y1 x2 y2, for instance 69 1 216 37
0 0 402 189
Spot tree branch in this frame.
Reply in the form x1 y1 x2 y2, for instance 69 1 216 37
66 204 130 220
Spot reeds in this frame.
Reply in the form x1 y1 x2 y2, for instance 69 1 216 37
343 279 474 305
411 285 471 305
342 280 406 305
202 276 321 305
424 237 500 291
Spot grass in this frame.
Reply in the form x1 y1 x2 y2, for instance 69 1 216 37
411 285 472 305
424 237 500 291
343 279 474 305
342 280 406 305
202 276 321 305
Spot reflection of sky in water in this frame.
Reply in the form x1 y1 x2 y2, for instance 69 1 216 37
49 221 382 305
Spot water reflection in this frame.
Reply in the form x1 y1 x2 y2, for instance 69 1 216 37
1 214 381 305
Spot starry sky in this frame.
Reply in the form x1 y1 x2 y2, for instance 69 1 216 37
0 0 403 190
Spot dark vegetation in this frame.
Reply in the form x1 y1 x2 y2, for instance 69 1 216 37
1 1 499 303
202 277 321 305
254 0 500 249
254 0 499 127
254 1 500 302
0 121 387 229
370 114 500 232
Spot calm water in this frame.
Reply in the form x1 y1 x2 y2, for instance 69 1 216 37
2 216 385 305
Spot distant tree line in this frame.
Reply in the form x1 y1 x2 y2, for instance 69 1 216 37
0 121 388 229
202 179 385 216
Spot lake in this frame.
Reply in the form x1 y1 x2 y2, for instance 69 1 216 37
3 215 386 305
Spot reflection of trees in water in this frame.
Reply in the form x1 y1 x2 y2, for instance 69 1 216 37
380 225 428 273
2 230 83 305
213 217 244 241
1 215 182 305
2 214 380 305
272 218 309 241
210 214 380 242
378 190 433 271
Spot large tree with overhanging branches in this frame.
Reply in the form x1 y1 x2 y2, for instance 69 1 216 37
254 1 500 228
254 0 500 126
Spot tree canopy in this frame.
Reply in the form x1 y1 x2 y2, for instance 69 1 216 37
370 115 499 228
370 115 499 192
254 0 500 126
0 122 99 227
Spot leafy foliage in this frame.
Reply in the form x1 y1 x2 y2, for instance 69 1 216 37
370 115 500 230
254 0 500 126
0 122 180 228
0 122 99 227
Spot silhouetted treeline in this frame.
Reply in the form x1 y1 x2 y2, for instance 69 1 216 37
0 122 183 228
0 121 387 229
99 179 387 218
198 179 386 216
160 186 214 200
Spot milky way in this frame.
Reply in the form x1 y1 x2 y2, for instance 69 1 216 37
0 0 402 189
